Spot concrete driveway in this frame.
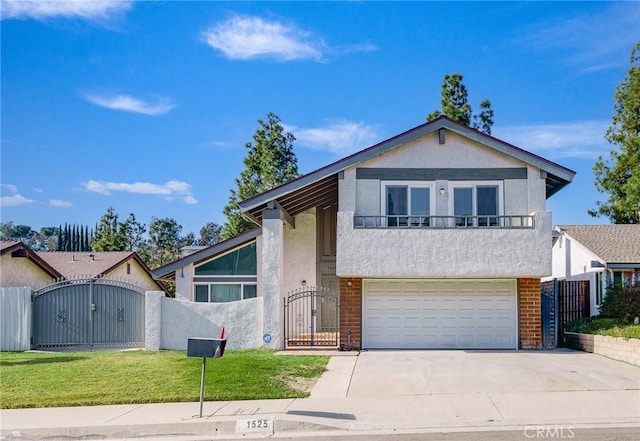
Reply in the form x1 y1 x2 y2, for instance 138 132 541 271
312 349 640 399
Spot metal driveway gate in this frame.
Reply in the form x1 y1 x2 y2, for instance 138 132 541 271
284 286 339 348
32 278 145 350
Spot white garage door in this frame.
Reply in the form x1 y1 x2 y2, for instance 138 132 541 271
362 279 517 349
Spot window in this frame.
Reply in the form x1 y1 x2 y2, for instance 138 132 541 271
595 272 604 306
194 283 257 303
613 270 636 287
451 182 502 227
195 242 256 276
382 182 433 227
193 242 258 302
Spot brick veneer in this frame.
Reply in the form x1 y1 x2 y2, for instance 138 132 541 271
339 277 362 350
518 278 542 349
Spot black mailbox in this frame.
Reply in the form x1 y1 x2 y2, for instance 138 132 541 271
187 337 226 358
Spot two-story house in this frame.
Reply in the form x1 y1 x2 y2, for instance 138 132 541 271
153 116 575 350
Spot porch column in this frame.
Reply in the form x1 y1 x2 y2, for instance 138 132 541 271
262 207 285 349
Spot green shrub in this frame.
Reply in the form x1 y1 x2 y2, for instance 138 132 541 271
566 317 640 339
598 282 640 323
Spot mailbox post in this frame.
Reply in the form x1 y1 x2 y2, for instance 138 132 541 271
187 337 226 418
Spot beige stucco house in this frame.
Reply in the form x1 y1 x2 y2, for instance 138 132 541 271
1 242 167 294
1 241 62 287
153 116 575 351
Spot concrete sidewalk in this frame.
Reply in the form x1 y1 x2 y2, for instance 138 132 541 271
2 351 639 440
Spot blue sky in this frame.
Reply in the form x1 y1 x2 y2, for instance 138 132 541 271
1 1 639 236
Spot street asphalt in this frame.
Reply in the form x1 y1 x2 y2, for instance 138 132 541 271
1 349 638 440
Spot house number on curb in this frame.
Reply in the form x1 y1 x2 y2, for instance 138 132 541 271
235 418 273 434
263 333 272 343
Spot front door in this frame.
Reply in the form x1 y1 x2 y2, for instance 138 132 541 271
318 203 338 331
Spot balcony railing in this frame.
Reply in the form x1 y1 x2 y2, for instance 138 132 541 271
353 215 535 229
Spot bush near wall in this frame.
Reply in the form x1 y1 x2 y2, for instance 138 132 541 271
599 282 640 323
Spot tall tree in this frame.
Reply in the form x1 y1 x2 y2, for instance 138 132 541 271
142 217 183 268
589 41 640 224
121 213 147 252
427 73 494 134
221 112 300 239
92 207 126 251
198 222 222 246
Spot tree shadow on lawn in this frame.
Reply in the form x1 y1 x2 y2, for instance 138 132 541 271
0 356 88 366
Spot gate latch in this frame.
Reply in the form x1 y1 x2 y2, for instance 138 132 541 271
91 303 96 311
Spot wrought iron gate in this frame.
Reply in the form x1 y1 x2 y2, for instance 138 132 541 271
284 286 339 348
540 279 590 348
32 277 145 350
541 280 556 349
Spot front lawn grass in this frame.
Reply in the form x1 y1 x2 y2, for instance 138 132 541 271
0 349 328 409
566 317 640 340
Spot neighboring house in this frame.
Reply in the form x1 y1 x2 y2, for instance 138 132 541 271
153 116 575 350
0 242 167 294
550 224 640 316
1 241 62 287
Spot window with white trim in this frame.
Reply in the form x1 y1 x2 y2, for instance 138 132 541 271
450 182 503 227
195 283 257 303
193 242 257 303
381 181 434 227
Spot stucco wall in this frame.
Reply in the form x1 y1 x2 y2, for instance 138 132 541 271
106 258 161 291
550 233 604 316
0 254 53 287
283 209 317 294
341 131 547 218
337 211 552 278
159 296 263 350
173 263 193 301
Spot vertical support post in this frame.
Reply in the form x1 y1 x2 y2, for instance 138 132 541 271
199 357 206 418
310 289 315 347
553 278 559 348
89 280 94 348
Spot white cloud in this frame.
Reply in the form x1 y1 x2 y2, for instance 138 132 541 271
183 195 198 205
286 120 382 155
84 93 175 116
202 15 322 62
82 179 197 204
1 183 18 194
0 194 36 207
519 3 640 71
1 0 132 21
0 184 35 207
494 120 610 159
49 199 73 208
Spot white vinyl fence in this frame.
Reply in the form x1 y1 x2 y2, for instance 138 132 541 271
0 287 32 351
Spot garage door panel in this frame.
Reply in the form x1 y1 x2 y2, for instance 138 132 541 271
363 279 517 349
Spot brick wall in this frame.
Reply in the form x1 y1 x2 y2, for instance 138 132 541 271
339 277 362 350
519 278 542 349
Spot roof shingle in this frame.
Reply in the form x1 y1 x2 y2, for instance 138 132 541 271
557 225 640 264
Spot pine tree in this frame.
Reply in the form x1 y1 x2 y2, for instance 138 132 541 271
92 207 127 251
589 41 640 224
427 73 494 134
221 113 300 239
57 225 63 251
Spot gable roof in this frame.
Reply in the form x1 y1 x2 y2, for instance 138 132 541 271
1 241 62 279
239 116 576 224
35 251 168 293
152 228 261 279
556 225 640 264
